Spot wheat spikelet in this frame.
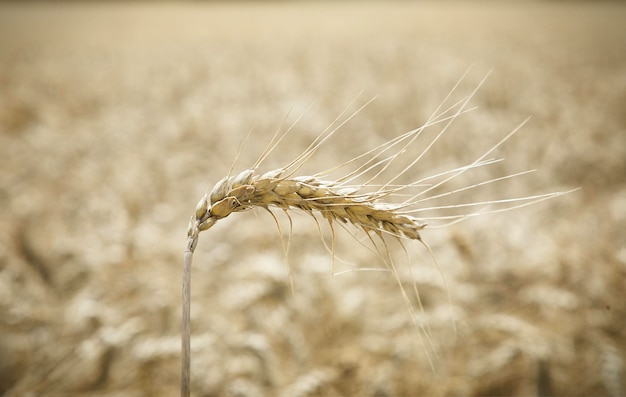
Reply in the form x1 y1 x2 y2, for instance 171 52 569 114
188 171 427 246
181 71 577 396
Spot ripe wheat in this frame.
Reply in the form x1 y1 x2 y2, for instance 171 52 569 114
181 71 576 397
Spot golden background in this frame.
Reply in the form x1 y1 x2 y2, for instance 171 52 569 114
1 2 624 396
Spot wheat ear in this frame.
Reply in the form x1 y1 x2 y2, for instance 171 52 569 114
192 171 428 241
181 72 577 396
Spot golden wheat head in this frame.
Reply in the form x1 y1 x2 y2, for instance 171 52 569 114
180 71 577 397
187 170 427 251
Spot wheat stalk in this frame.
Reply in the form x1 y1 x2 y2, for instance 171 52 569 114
181 71 576 396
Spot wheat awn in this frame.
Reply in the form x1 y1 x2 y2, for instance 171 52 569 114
181 71 577 397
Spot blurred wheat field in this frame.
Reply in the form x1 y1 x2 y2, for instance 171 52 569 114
1 2 625 396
